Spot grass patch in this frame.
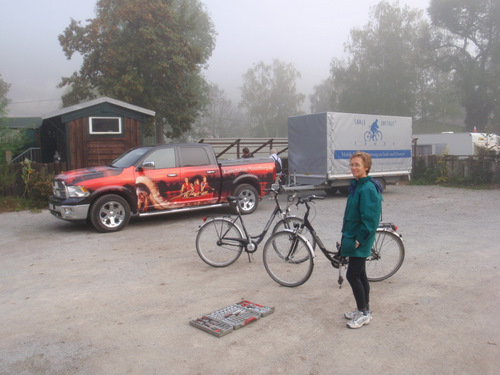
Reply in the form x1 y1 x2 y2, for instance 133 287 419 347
0 196 46 213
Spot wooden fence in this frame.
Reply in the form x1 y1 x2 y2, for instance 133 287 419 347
0 161 67 197
413 154 500 183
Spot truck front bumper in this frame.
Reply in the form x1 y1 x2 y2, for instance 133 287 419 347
49 202 90 221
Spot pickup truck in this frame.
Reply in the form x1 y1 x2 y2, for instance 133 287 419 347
49 143 275 232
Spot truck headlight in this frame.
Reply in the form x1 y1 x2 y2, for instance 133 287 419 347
67 185 90 198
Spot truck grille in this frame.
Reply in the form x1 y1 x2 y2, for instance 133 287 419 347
52 180 67 199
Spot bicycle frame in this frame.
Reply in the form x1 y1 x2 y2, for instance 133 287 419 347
288 194 403 287
200 188 298 257
290 196 348 284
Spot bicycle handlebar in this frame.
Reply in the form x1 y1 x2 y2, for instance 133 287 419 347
297 195 325 205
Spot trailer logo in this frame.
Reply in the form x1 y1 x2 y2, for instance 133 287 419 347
364 119 383 142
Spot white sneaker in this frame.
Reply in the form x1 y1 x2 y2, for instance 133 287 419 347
344 310 362 320
344 309 371 320
346 312 372 329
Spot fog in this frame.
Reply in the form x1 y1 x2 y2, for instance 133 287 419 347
1 0 430 117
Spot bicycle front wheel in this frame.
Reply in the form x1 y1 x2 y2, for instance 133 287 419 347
263 231 314 287
272 217 316 250
196 218 244 267
366 229 405 281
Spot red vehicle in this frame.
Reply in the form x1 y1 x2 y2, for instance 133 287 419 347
49 144 275 232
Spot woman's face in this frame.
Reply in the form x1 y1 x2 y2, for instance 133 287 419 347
350 156 368 179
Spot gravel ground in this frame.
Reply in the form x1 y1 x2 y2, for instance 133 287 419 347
0 185 499 375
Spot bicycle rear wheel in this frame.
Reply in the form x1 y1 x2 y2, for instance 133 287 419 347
263 231 314 287
366 229 405 281
272 217 316 250
196 218 244 267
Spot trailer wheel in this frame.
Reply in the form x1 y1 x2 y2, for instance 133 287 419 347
90 194 131 233
325 187 338 196
231 184 258 215
338 186 349 196
374 178 386 191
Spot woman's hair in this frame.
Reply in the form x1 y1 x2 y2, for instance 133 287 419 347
350 151 372 174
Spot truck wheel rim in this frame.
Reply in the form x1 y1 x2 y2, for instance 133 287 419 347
99 201 126 228
239 189 256 211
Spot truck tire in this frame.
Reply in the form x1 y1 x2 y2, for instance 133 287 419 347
90 194 131 233
231 184 259 215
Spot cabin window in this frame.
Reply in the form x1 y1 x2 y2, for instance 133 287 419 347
89 117 122 134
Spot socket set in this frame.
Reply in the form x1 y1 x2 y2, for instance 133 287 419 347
190 300 275 338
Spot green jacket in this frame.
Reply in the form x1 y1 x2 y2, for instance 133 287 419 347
340 176 382 258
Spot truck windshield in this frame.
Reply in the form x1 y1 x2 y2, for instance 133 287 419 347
110 147 151 168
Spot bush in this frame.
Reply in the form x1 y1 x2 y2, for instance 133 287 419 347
0 159 53 210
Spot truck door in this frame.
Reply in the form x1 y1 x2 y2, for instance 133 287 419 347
134 146 183 212
178 146 221 206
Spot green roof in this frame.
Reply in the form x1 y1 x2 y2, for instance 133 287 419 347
2 117 43 129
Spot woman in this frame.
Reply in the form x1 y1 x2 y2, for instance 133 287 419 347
340 151 382 329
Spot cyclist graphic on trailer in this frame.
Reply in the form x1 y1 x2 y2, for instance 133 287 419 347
364 119 382 142
370 119 379 137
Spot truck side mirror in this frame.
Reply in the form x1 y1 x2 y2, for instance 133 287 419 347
140 161 155 170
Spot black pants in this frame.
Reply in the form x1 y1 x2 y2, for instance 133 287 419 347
346 257 370 311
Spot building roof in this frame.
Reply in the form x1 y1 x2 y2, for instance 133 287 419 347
3 117 43 129
41 96 156 120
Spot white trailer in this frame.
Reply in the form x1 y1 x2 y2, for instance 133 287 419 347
415 132 499 156
287 112 412 193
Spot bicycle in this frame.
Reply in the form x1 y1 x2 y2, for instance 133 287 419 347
262 194 405 287
364 130 383 142
195 186 316 267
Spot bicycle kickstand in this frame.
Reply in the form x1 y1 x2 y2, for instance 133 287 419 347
337 267 344 289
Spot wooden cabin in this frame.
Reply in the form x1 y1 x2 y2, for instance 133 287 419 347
40 97 155 169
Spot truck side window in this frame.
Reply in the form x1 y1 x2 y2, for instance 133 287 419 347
145 148 176 169
179 147 211 167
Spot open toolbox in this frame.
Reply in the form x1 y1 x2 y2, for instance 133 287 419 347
190 300 274 337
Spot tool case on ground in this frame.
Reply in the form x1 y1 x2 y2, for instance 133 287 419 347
189 300 274 337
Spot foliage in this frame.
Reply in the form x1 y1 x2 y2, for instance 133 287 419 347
320 2 426 116
427 0 500 132
0 162 16 196
412 157 448 184
240 59 305 137
189 83 244 139
309 77 336 113
412 154 498 187
0 74 9 116
58 0 216 140
412 119 466 134
0 160 53 210
0 75 27 164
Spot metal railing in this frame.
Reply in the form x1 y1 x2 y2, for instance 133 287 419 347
11 147 42 163
198 138 288 159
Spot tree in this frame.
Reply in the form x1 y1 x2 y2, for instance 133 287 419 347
188 83 245 139
313 2 426 117
309 77 336 113
58 0 216 140
427 0 500 132
0 75 26 164
239 60 305 137
0 74 9 118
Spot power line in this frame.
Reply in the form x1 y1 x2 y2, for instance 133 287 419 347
8 98 61 104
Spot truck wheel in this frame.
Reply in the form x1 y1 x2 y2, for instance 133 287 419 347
231 184 258 215
90 194 131 233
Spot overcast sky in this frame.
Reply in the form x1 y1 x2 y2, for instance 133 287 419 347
1 0 430 117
